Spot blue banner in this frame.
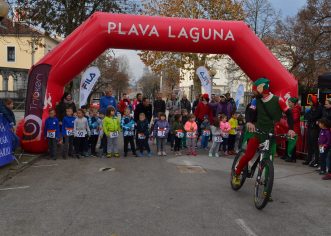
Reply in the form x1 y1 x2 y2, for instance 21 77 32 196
0 114 14 167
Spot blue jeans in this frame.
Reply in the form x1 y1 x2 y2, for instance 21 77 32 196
201 135 209 148
320 148 331 172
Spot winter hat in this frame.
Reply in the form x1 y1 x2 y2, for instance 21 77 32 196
202 94 209 100
289 97 298 104
253 78 270 94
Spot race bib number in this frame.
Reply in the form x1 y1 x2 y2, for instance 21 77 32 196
124 130 134 137
176 130 184 138
75 130 87 137
221 132 229 138
214 136 223 143
157 128 166 138
186 132 195 138
47 130 56 139
320 146 325 153
138 133 146 140
109 131 119 138
65 128 74 136
203 130 211 136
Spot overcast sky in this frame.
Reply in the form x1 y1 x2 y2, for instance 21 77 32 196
114 0 308 82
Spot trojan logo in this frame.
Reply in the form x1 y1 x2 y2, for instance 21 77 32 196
22 64 51 143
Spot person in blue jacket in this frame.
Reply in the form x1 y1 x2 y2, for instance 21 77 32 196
61 107 76 159
44 108 60 160
121 107 137 157
99 89 117 115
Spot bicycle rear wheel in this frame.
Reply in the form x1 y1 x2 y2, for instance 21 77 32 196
230 150 248 191
254 158 274 210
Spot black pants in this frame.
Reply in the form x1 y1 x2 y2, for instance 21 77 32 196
174 137 182 151
228 134 236 151
63 136 74 157
89 135 99 155
307 127 320 163
101 134 107 154
124 136 136 154
169 133 175 148
74 137 86 155
136 138 150 153
222 138 228 152
48 138 57 159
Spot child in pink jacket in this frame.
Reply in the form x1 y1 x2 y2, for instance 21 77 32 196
220 114 231 156
184 114 198 156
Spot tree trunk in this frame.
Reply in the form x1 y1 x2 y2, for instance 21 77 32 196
193 74 202 96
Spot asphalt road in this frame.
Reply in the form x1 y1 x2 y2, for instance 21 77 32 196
0 148 330 236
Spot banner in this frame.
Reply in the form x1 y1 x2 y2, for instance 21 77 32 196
80 66 101 107
0 115 14 167
196 66 212 97
235 84 244 109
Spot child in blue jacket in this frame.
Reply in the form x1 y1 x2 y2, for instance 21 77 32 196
121 108 137 157
62 107 75 159
88 108 102 157
44 108 60 160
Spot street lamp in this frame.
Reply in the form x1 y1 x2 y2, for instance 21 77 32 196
0 0 9 22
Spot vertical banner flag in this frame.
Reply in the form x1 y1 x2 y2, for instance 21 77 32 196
196 66 212 97
80 66 101 107
235 84 245 109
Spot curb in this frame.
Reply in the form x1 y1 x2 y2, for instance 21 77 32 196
0 154 42 185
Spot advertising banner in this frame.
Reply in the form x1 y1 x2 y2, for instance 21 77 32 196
79 66 101 107
196 66 212 97
235 84 245 109
0 115 14 167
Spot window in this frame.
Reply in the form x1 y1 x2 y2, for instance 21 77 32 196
7 46 15 62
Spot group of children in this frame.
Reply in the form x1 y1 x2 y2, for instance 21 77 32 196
44 105 243 159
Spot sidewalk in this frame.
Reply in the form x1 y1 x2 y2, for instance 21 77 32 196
0 150 42 185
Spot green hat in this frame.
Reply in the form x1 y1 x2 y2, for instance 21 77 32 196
253 77 270 90
289 97 298 104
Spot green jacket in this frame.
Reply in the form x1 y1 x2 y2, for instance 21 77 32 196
171 121 184 134
103 116 121 135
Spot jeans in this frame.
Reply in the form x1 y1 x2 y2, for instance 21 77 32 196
107 137 119 154
187 138 196 153
124 136 136 154
209 141 221 155
63 136 74 157
48 138 57 159
320 147 331 172
157 138 166 152
201 135 209 148
222 138 228 152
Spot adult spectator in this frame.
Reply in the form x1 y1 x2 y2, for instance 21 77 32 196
225 92 237 119
0 99 16 128
194 94 214 132
180 94 192 113
133 93 143 111
217 95 228 117
303 95 323 167
166 94 180 120
99 89 117 115
134 97 153 123
56 92 77 124
322 98 331 122
192 94 201 113
118 93 132 115
210 94 216 104
208 95 222 117
153 92 166 117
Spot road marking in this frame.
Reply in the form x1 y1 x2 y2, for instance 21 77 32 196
0 186 30 191
235 219 258 236
32 164 58 168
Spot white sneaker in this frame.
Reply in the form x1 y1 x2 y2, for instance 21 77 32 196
162 151 167 156
208 153 213 157
215 153 219 158
158 152 162 156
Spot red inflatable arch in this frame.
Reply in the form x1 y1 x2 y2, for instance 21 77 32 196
19 12 297 153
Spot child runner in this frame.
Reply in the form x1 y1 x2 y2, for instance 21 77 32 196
121 107 137 157
317 118 331 176
209 118 222 157
220 114 231 156
62 107 75 159
228 113 238 155
103 106 121 158
88 108 102 157
136 113 152 157
181 109 189 149
200 114 211 150
153 112 170 156
172 114 184 156
74 109 90 158
44 108 60 160
184 114 198 156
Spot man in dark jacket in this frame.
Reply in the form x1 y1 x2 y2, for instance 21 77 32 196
134 97 153 123
192 94 201 113
153 92 166 117
180 94 191 113
303 95 323 167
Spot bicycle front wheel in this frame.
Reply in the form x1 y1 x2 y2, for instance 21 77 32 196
254 158 274 210
230 150 248 191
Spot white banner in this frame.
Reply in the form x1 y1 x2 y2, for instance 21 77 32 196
79 66 101 107
196 66 212 97
235 84 245 109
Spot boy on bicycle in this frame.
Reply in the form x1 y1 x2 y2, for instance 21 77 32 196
232 78 296 187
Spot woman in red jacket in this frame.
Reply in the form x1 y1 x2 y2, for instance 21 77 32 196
194 94 214 139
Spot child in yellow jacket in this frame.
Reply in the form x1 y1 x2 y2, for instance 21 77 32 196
103 106 121 158
228 113 238 155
